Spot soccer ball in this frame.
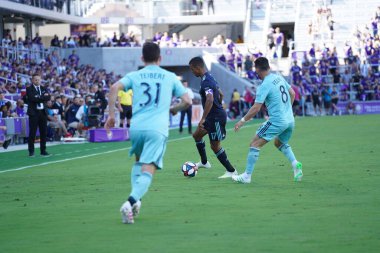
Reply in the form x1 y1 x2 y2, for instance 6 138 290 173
181 162 198 177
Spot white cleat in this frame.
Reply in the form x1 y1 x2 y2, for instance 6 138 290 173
218 170 238 179
196 161 211 169
120 201 134 224
132 200 141 217
232 174 252 184
293 162 303 182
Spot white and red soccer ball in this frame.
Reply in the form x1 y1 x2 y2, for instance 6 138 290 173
181 162 198 177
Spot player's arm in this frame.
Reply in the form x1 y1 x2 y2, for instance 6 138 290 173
201 92 213 122
117 93 123 112
105 81 125 131
218 88 224 104
170 93 192 115
288 87 295 105
234 102 262 132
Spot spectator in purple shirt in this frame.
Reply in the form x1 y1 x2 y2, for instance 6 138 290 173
68 50 80 66
370 48 379 73
290 60 302 83
153 32 162 42
13 99 25 117
365 40 374 57
226 53 235 72
309 43 316 60
32 33 42 45
246 68 259 80
328 52 339 74
226 39 236 54
236 51 243 74
372 17 378 36
309 63 317 76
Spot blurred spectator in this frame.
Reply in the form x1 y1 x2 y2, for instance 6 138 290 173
322 85 332 115
274 27 284 58
311 85 322 116
331 86 340 115
91 84 107 114
230 88 241 118
46 100 71 138
52 95 65 120
236 35 244 44
179 81 194 134
346 101 356 114
66 95 84 136
51 35 60 47
207 0 215 15
13 99 26 117
243 86 254 113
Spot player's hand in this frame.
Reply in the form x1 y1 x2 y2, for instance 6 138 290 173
234 121 244 132
105 116 115 133
198 118 205 130
118 107 123 112
170 107 177 116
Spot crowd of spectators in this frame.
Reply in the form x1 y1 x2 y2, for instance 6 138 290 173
9 0 67 12
0 46 118 138
308 5 335 41
285 6 380 116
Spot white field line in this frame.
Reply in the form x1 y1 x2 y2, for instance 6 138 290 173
0 123 257 174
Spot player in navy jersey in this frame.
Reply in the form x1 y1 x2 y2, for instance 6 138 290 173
189 57 238 179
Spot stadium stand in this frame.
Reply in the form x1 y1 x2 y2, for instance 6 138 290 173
0 0 379 149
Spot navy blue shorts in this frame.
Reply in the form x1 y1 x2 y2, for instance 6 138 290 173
204 115 226 142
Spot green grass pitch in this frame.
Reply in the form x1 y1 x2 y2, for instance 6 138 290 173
0 115 379 253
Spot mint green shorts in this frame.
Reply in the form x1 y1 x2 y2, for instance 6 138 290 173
256 121 295 144
129 130 168 170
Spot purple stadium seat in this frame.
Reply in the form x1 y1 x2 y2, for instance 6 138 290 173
4 118 15 135
0 119 5 142
14 118 22 135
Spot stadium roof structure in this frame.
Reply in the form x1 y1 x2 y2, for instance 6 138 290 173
0 1 245 25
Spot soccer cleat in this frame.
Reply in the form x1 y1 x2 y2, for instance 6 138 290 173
293 162 303 182
2 138 11 149
232 174 252 184
218 170 238 179
196 161 211 169
132 200 141 217
40 152 51 157
120 201 134 224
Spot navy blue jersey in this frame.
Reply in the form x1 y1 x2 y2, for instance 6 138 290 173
199 72 225 118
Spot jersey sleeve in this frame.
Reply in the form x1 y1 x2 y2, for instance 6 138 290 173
255 83 269 104
119 74 133 91
172 75 187 98
201 80 215 96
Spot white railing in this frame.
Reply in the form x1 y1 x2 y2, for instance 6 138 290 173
244 0 253 40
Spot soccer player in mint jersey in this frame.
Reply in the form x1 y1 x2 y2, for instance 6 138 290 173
105 42 192 224
189 57 238 179
233 57 302 184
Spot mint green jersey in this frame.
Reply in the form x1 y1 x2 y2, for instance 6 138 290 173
119 65 186 137
255 73 294 125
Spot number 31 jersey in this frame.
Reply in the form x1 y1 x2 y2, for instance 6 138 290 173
255 73 294 126
120 65 187 137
